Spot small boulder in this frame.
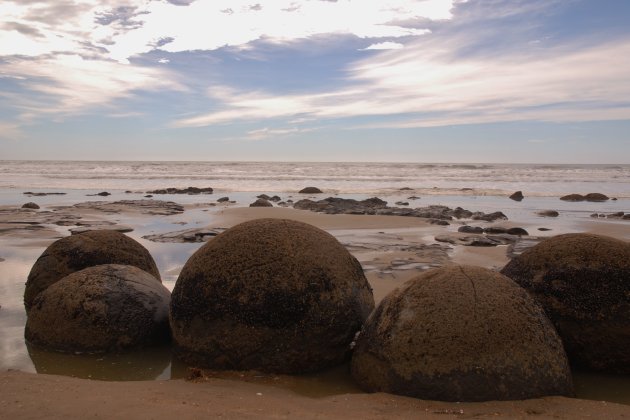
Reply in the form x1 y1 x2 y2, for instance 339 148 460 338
217 197 230 203
25 264 170 353
25 230 161 311
22 202 40 210
507 227 529 236
170 218 374 374
249 198 273 207
509 191 524 201
351 265 573 401
501 233 630 373
584 193 609 202
299 187 323 194
483 227 508 234
537 210 559 217
560 194 585 202
472 211 508 222
458 226 484 234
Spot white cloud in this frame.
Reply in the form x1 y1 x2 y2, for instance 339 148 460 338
172 37 630 129
360 42 406 51
0 1 454 62
247 127 312 140
0 54 185 116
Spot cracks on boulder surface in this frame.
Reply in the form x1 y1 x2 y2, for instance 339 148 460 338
459 266 478 317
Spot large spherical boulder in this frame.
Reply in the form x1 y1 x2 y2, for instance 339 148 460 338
170 218 375 374
351 265 573 402
501 233 630 373
25 264 171 353
25 230 161 311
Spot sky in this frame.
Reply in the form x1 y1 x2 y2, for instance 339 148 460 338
0 0 629 163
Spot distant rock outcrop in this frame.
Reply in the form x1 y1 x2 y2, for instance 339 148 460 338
509 191 524 201
298 187 323 194
147 187 213 195
249 198 273 207
21 202 40 210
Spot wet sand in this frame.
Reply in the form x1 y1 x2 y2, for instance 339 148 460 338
2 370 630 419
1 196 629 418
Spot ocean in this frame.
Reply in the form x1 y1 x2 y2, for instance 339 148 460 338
1 160 629 197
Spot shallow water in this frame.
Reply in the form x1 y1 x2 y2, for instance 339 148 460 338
1 189 629 404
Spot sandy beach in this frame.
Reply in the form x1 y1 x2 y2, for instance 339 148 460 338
1 192 629 418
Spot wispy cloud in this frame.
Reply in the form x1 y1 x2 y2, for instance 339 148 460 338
0 54 185 117
247 126 315 140
360 42 406 51
173 31 630 129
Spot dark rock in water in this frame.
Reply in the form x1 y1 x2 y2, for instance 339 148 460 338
408 196 420 200
458 225 484 234
143 227 225 243
70 199 184 216
584 193 609 202
606 212 625 219
0 257 5 262
509 191 524 201
147 187 213 195
538 227 552 231
351 265 573 401
472 211 508 222
299 187 323 194
452 207 473 219
399 187 413 191
25 264 170 353
249 198 273 207
23 192 66 196
170 218 375 374
70 225 133 235
144 195 153 198
217 197 230 203
22 202 40 210
395 201 409 206
468 236 501 247
293 197 502 222
87 191 110 197
269 195 282 202
538 210 559 217
507 227 529 236
560 194 585 202
428 219 449 226
501 233 630 373
24 230 161 312
624 214 630 220
257 194 271 200
294 197 387 215
612 197 618 201
483 226 508 234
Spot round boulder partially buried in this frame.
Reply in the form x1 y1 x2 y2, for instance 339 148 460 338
25 230 161 312
501 233 630 373
25 264 171 353
351 265 573 402
170 218 375 374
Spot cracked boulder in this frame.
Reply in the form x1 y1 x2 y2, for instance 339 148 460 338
170 218 375 374
25 230 161 312
351 265 573 402
25 264 170 353
501 233 630 373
